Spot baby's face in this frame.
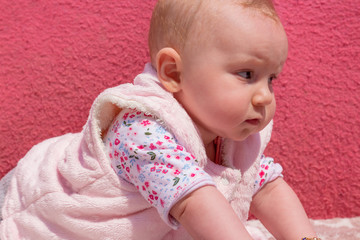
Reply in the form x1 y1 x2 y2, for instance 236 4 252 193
175 4 288 144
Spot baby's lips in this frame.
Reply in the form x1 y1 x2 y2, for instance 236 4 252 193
245 118 260 125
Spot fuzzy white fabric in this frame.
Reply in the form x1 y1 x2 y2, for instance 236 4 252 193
1 64 272 239
0 169 14 222
246 217 360 240
1 170 358 240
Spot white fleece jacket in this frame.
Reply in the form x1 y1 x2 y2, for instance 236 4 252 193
0 64 273 240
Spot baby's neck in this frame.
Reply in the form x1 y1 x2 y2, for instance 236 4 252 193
205 141 216 163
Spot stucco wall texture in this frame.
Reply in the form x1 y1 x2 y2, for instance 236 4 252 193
0 0 359 220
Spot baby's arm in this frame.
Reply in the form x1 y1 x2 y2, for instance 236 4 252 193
250 177 317 240
170 185 253 240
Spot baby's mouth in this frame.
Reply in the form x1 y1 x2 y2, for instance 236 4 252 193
245 119 260 125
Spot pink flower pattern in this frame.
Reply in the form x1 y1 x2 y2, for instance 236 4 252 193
254 155 283 193
104 109 215 223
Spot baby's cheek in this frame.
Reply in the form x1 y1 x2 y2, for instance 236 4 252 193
269 101 276 118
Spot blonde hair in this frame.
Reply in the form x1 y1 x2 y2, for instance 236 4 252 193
148 0 279 65
240 0 279 20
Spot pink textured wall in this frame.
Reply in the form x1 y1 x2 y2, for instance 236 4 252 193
0 1 359 219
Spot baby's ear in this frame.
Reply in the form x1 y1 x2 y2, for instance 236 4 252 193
155 48 182 93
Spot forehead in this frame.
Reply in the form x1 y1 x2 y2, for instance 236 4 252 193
185 3 288 66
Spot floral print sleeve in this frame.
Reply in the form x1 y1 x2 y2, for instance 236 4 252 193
103 109 215 228
253 155 283 194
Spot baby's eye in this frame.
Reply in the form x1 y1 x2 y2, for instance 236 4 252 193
237 71 253 79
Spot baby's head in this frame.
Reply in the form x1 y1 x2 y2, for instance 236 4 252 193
148 0 288 143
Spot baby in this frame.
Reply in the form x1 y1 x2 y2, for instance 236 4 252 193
1 0 320 239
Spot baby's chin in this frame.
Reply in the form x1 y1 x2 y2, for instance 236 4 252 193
223 131 257 142
228 124 270 142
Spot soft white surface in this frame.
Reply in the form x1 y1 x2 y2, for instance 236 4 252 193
246 217 360 240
